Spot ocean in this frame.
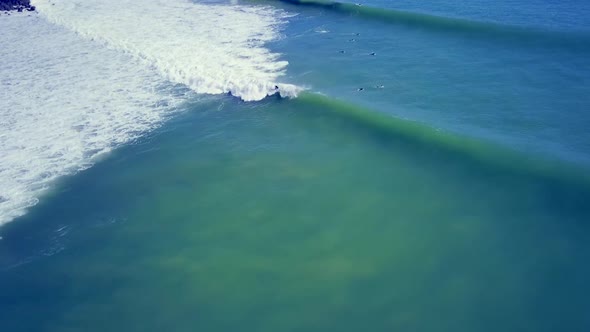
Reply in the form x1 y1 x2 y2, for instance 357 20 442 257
1 0 589 331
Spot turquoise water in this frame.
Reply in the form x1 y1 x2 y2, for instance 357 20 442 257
339 0 590 30
265 0 590 164
2 0 590 331
3 96 590 331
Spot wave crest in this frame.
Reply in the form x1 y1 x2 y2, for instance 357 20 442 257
269 0 590 50
32 0 301 101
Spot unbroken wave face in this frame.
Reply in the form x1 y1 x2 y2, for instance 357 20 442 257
32 0 300 101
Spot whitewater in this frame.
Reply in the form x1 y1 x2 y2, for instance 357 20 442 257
0 0 297 226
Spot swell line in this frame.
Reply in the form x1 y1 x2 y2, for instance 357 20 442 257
288 92 590 193
260 0 590 50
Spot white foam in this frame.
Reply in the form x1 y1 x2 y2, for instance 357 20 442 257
31 0 301 101
0 14 183 226
1 1 300 226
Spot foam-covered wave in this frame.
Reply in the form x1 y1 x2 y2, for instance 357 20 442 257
263 0 590 50
0 0 302 226
0 14 186 226
31 0 302 101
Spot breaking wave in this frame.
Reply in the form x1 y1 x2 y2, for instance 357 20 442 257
1 0 301 225
32 0 301 101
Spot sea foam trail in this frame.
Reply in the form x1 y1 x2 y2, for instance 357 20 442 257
31 0 301 101
0 14 183 226
0 0 298 226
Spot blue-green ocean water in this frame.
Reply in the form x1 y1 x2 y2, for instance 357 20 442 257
2 0 590 331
